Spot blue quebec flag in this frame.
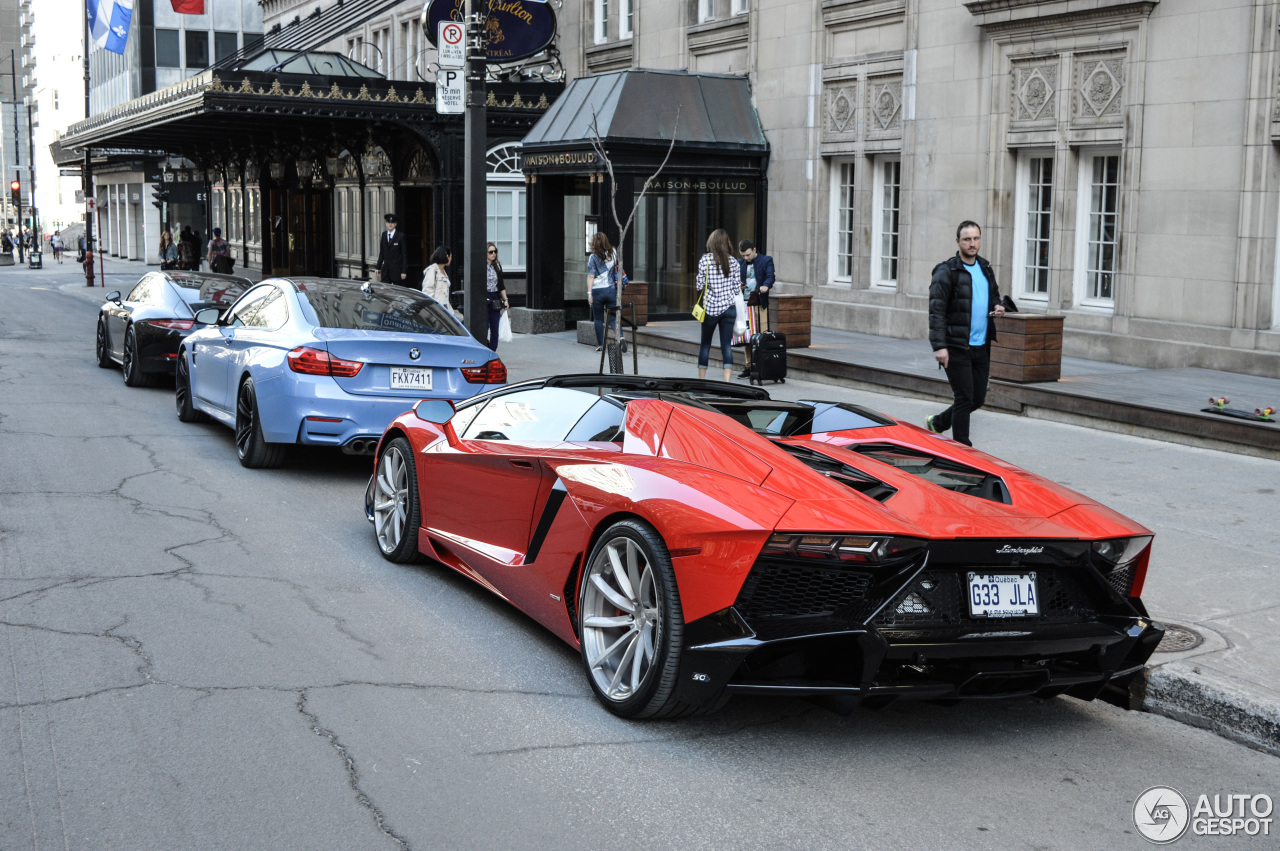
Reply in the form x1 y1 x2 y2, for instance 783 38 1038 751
87 0 134 55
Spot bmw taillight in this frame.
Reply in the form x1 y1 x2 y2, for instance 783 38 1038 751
461 359 507 384
144 319 195 330
287 346 364 378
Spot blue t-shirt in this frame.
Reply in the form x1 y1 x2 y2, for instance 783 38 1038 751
967 261 989 346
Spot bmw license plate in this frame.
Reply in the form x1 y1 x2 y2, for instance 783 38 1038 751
389 367 433 390
967 572 1038 618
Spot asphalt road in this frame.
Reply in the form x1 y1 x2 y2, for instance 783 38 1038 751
1 268 1277 850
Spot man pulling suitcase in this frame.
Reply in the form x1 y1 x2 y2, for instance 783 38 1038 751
737 240 786 384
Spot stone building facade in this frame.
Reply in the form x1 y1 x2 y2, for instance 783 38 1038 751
570 0 1280 376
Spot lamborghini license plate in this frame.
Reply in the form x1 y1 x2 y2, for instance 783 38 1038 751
389 367 433 390
967 572 1038 618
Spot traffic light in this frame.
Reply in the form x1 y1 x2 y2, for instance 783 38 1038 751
9 180 19 206
150 185 168 210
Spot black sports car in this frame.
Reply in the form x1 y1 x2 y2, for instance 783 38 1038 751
95 271 251 386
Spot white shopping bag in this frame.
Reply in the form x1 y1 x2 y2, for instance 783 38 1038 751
498 310 513 343
732 292 749 335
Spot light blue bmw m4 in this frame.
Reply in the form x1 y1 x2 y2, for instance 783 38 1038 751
176 277 506 468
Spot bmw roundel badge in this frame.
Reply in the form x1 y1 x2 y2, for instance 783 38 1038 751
409 348 421 360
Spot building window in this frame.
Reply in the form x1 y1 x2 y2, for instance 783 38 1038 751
828 159 855 282
699 0 715 23
155 30 180 68
732 0 749 14
214 32 238 64
594 0 608 44
1014 153 1053 298
1075 152 1120 306
620 0 634 38
871 157 901 287
185 30 209 69
486 143 526 271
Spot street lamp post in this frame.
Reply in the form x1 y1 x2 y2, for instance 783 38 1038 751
463 0 489 342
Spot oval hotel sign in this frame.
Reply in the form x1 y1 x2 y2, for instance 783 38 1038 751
426 0 557 64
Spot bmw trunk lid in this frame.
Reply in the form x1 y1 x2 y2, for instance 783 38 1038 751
315 330 494 399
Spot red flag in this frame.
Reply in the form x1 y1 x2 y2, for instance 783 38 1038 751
170 0 205 13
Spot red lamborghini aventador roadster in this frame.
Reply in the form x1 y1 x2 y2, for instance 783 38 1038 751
366 375 1163 719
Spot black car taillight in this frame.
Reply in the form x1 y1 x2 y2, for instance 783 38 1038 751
462 359 506 384
761 534 926 564
1091 536 1153 597
144 319 195 330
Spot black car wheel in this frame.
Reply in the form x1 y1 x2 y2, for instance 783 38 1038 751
175 351 209 423
372 437 423 563
121 325 156 388
95 317 113 369
579 519 701 719
235 377 286 468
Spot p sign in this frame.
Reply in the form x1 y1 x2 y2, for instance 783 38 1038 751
436 68 463 114
438 21 464 68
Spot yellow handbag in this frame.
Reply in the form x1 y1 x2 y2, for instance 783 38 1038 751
691 258 708 322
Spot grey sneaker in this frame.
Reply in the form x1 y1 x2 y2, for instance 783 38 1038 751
926 414 942 434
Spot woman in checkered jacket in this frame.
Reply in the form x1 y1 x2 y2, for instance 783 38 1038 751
695 228 743 382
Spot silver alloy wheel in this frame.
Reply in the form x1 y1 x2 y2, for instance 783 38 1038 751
373 445 410 554
581 535 661 701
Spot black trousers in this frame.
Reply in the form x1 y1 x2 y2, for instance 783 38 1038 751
933 343 991 447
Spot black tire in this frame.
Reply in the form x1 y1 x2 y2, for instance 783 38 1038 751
175 350 209 423
578 519 704 719
235 377 287 469
95 317 113 369
371 437 424 564
121 325 156 387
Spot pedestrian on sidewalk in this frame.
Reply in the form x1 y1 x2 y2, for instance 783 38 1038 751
695 228 742 383
207 228 233 273
159 230 179 269
375 213 407 284
484 242 509 351
422 245 453 306
586 232 619 351
736 239 775 378
2 230 12 256
926 220 1005 447
51 231 64 263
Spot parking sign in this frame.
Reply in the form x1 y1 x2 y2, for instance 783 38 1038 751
436 68 464 114
438 21 464 68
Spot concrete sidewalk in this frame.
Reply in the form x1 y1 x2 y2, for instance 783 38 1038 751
34 261 1280 757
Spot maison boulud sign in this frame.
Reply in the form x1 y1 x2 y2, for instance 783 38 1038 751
425 0 557 64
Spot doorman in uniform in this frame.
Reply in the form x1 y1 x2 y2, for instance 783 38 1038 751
376 213 407 283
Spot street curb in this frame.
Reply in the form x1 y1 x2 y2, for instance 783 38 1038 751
58 282 111 304
1144 663 1280 757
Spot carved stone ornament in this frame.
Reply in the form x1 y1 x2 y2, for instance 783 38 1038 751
1073 54 1125 122
868 78 902 133
827 86 856 133
1013 62 1057 122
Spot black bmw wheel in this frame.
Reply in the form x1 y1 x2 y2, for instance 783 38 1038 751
372 437 423 563
235 377 286 468
121 325 156 387
175 351 209 423
95 318 113 369
579 519 702 719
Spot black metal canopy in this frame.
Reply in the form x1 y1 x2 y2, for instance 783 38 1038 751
521 69 767 160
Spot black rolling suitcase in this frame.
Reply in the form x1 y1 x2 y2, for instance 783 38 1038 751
749 331 786 385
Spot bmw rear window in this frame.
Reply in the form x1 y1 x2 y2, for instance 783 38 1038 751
292 283 465 335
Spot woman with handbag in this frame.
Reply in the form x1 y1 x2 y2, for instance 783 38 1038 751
158 230 178 269
694 228 742 382
586 232 620 351
484 242 509 351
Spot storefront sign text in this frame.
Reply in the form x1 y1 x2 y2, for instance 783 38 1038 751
522 151 598 168
426 0 557 63
644 179 752 192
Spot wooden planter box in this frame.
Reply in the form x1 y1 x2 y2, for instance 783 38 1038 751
620 281 649 326
771 294 811 348
990 313 1064 382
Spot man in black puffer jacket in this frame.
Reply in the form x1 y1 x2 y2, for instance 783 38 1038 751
926 221 1005 446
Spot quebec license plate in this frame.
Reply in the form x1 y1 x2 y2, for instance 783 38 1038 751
389 367 433 390
967 572 1038 618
